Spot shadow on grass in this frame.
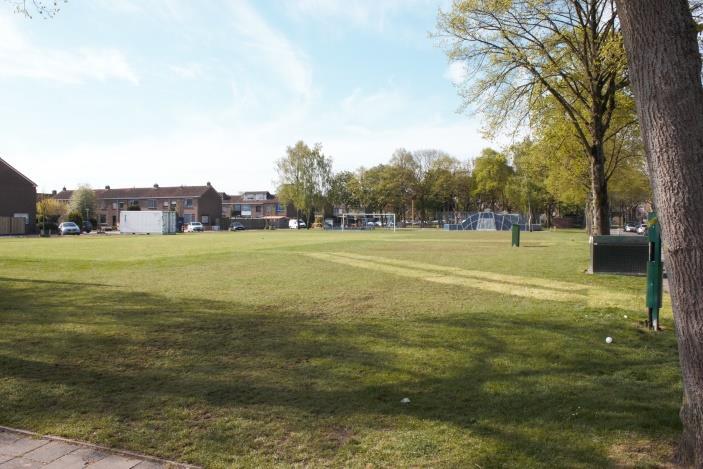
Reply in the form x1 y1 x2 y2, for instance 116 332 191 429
0 278 681 467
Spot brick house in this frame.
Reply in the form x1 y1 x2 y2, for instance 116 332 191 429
221 191 295 219
54 183 222 229
0 157 37 232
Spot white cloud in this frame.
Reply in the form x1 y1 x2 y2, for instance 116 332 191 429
0 14 139 85
169 63 205 80
287 0 438 31
444 61 468 85
227 0 312 101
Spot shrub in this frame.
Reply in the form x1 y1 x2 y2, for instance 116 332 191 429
67 211 83 226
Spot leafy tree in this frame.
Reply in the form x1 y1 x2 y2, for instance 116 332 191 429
410 149 455 221
505 139 556 226
276 141 332 227
616 1 703 464
67 210 82 227
388 149 420 220
69 185 97 221
36 197 66 233
471 148 513 211
436 0 629 235
453 164 473 212
328 171 359 213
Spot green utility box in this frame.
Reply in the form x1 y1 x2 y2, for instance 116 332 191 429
511 224 520 247
590 235 648 275
646 213 663 330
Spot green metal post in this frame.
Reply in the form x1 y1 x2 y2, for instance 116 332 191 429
646 212 663 330
511 224 520 247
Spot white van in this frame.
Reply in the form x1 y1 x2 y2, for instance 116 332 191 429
289 219 307 229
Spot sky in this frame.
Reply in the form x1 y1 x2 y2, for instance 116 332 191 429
0 0 491 194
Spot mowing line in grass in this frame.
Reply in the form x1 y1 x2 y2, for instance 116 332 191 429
306 252 641 309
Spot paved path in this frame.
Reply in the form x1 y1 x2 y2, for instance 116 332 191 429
0 428 197 469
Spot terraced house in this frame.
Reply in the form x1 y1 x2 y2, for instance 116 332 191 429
54 183 222 229
221 191 294 219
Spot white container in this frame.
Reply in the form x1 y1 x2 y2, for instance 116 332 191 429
119 211 177 235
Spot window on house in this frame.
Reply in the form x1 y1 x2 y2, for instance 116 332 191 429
185 199 193 208
148 199 157 209
112 202 118 210
129 200 138 206
255 205 262 213
201 215 209 224
99 214 107 224
118 201 125 209
163 201 169 207
234 204 241 211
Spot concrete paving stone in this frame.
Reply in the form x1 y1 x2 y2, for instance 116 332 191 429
85 455 143 469
0 432 21 446
0 457 45 469
130 461 166 469
44 448 108 469
24 442 82 464
0 439 48 458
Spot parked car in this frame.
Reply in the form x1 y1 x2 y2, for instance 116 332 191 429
82 220 93 233
289 219 306 229
58 222 81 235
184 222 204 232
229 221 245 231
624 222 637 232
636 223 647 235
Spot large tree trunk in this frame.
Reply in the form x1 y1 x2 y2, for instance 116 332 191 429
590 141 610 235
616 1 703 465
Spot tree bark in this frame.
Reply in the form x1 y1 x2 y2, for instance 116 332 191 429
590 141 611 235
616 1 703 465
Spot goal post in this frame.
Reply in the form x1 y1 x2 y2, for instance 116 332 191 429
340 213 396 232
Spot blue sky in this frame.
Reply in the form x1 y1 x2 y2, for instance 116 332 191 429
1 0 489 194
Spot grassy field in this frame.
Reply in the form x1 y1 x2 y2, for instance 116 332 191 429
0 229 681 468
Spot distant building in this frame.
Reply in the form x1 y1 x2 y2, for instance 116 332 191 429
0 157 37 232
221 191 295 219
54 183 222 228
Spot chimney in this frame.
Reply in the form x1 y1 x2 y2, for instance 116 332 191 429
105 185 110 190
153 183 159 189
206 181 211 187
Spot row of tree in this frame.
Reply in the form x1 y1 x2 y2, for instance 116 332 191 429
275 138 651 227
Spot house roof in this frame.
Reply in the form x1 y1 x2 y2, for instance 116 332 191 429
54 185 215 201
0 157 37 187
222 194 282 205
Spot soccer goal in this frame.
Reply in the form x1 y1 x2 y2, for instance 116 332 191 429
340 213 396 232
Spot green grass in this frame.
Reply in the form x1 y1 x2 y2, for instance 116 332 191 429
0 230 681 468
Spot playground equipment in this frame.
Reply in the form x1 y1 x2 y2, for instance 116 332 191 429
444 211 538 231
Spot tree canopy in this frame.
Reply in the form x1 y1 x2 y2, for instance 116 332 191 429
436 0 631 234
276 141 332 226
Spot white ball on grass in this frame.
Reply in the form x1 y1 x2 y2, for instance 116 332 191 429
400 397 411 404
605 336 613 344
